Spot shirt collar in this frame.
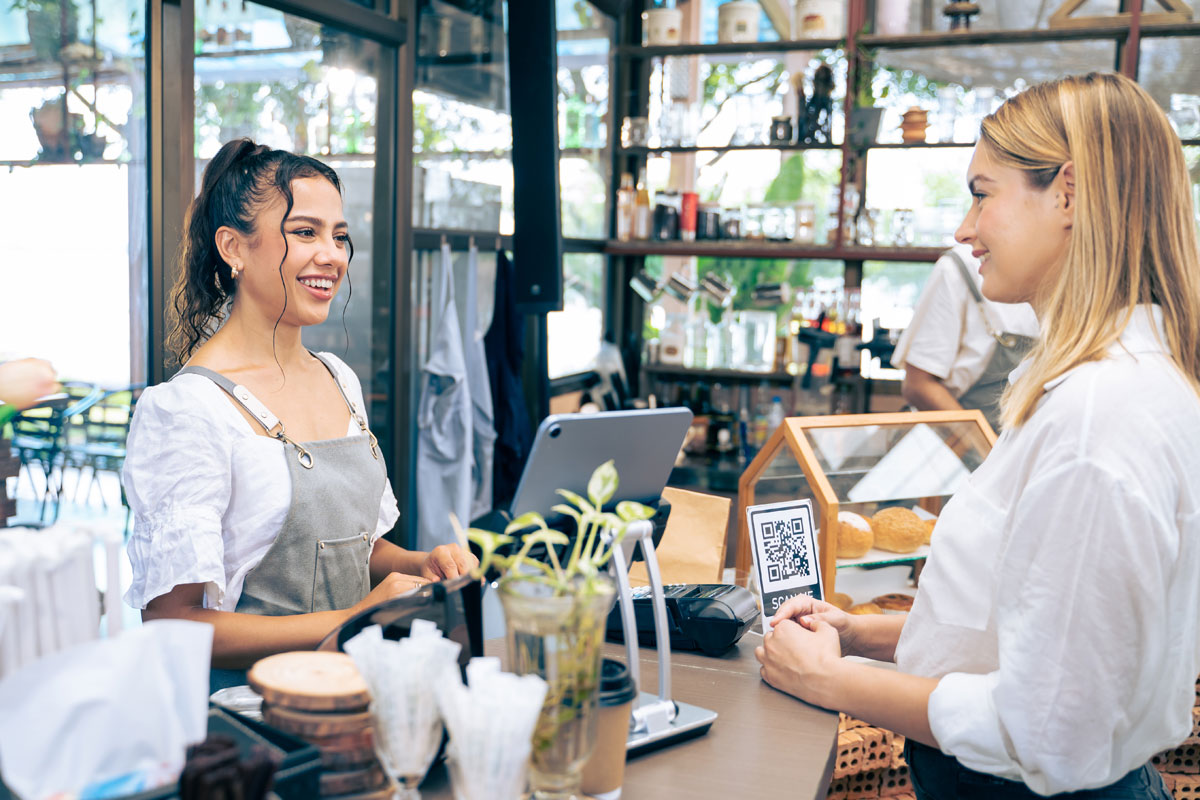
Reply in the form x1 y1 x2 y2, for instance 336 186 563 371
1008 304 1169 392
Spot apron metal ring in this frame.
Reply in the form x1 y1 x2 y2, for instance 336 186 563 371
297 447 314 469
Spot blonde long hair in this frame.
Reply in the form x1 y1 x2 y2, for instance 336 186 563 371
981 72 1200 429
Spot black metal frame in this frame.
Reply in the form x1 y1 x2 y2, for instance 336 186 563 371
144 0 415 541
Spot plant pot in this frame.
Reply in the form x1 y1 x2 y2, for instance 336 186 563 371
848 106 885 150
25 2 80 63
499 576 617 800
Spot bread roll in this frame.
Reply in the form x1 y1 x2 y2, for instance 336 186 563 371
829 592 853 611
923 518 936 545
870 507 925 554
837 511 874 558
871 593 914 612
847 602 882 615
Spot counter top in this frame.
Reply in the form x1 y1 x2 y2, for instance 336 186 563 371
421 635 840 798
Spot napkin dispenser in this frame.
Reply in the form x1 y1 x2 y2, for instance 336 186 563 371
605 583 759 657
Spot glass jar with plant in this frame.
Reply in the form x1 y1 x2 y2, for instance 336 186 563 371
465 460 654 800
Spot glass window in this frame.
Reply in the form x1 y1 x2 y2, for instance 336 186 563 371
413 0 511 233
1139 38 1200 141
0 1 146 387
870 0 1121 35
869 40 1120 146
862 260 936 334
645 48 847 149
558 0 612 239
548 253 605 378
194 2 391 445
864 147 973 248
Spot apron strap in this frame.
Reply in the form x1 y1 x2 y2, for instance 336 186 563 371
945 249 1022 349
174 365 281 435
309 352 380 459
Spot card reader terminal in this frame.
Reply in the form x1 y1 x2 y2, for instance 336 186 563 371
605 583 760 656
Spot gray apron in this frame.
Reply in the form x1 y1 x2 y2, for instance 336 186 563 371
173 354 385 691
946 250 1036 433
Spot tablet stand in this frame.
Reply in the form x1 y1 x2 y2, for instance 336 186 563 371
607 520 718 753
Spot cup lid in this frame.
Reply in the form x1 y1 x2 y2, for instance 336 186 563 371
597 658 638 706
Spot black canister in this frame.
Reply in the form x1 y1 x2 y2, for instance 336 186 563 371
697 203 721 240
653 201 680 240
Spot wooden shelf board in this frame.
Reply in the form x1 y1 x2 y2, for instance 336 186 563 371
620 143 840 155
858 25 1132 49
617 38 842 59
605 240 946 262
643 364 797 382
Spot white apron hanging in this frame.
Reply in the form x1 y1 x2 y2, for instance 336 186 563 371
463 239 496 521
415 241 473 551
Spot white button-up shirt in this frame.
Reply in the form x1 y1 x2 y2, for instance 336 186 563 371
895 305 1200 795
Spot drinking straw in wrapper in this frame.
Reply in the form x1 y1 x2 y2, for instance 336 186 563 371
344 620 462 799
435 656 548 800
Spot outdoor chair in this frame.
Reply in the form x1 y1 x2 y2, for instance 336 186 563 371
61 384 143 532
10 386 103 525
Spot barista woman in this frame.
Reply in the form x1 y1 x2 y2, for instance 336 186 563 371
757 73 1199 799
123 139 476 688
893 243 1039 432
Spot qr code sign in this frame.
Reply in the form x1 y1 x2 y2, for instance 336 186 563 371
760 516 815 588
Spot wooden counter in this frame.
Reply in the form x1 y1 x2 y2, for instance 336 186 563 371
420 636 840 798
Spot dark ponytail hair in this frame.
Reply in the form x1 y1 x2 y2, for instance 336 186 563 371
166 138 352 364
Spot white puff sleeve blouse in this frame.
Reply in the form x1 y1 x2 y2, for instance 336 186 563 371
123 353 400 612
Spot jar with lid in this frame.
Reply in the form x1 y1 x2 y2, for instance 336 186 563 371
742 203 766 239
794 201 816 244
769 115 794 145
720 207 742 239
697 202 721 240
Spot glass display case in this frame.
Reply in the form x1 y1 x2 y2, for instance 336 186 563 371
735 411 996 597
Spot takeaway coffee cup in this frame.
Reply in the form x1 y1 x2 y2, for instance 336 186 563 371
581 658 638 799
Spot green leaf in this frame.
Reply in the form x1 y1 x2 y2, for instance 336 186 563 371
556 488 596 515
505 511 547 534
587 460 618 508
551 504 582 525
524 529 570 548
616 500 655 522
466 529 513 550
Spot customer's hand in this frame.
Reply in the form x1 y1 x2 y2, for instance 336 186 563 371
0 358 59 410
770 595 861 657
420 544 478 581
755 617 844 708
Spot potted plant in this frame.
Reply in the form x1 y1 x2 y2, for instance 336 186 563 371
848 50 888 150
466 460 654 800
11 0 80 63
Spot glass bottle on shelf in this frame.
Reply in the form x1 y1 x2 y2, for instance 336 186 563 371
659 313 686 365
616 172 635 242
634 169 652 240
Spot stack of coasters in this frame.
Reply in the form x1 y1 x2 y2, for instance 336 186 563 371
249 652 390 800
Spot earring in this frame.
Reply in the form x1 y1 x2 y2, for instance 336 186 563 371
230 262 241 279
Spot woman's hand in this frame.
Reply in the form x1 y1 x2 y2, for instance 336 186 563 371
755 617 845 708
419 544 479 581
770 595 861 657
350 572 431 616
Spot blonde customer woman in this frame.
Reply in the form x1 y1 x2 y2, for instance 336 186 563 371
757 73 1199 799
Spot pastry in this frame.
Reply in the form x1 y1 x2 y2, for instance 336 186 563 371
871 593 914 612
870 507 926 554
847 602 882 615
829 592 854 611
837 511 874 558
923 518 936 545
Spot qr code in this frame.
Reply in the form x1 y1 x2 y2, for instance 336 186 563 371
760 517 814 587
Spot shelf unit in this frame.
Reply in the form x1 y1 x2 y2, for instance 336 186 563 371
605 0 1194 410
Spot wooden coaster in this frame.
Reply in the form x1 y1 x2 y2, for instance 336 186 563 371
248 652 370 712
306 726 376 752
321 743 379 771
262 703 373 739
319 763 386 796
322 786 395 800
